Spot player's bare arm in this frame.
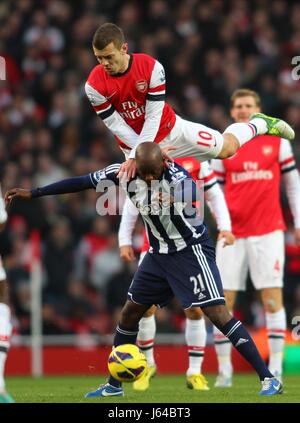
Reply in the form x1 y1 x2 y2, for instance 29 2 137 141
120 245 136 262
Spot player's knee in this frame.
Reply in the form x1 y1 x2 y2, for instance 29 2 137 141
185 307 203 319
263 297 282 313
202 304 231 328
143 305 156 318
120 301 142 327
218 135 239 159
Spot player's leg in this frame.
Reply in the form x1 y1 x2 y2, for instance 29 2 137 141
203 304 282 395
247 230 286 382
159 114 294 162
133 251 157 391
0 270 14 403
85 252 173 398
219 113 295 158
85 299 151 397
134 304 157 391
184 306 209 390
167 237 282 395
261 288 285 382
213 290 236 387
213 238 248 387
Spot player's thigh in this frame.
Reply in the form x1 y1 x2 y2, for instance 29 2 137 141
165 116 224 161
223 290 238 311
128 253 173 308
247 230 285 290
216 237 248 291
162 238 226 310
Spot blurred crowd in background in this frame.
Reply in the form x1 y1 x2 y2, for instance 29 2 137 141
1 0 300 337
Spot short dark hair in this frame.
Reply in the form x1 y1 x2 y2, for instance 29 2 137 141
230 88 261 108
92 23 125 50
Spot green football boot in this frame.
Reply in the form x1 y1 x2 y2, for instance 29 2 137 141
250 112 295 141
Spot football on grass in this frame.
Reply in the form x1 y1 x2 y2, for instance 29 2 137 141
108 344 148 382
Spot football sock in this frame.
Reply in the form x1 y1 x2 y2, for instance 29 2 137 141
108 323 139 388
213 325 232 377
224 122 263 147
266 308 286 375
220 317 273 381
249 117 268 134
0 303 12 392
185 318 206 376
137 315 156 367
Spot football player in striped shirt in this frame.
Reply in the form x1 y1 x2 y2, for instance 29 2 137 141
85 23 295 180
118 158 234 391
6 143 283 397
212 89 300 387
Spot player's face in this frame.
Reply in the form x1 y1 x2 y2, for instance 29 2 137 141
93 42 128 75
231 96 261 122
137 163 164 186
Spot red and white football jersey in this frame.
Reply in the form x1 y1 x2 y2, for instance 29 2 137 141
212 135 297 238
85 54 176 150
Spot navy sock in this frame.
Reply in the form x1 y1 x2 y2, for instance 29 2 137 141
220 317 273 381
108 323 139 388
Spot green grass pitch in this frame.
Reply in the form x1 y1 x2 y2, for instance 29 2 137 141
6 374 300 403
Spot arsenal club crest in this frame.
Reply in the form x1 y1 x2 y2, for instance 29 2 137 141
263 145 273 155
136 80 148 93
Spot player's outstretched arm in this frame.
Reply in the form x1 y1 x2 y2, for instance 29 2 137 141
5 174 95 206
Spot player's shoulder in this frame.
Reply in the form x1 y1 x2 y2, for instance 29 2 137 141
133 53 157 64
165 160 191 181
86 64 106 88
132 53 159 73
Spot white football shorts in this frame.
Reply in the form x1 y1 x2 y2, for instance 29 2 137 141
216 230 285 291
121 114 224 161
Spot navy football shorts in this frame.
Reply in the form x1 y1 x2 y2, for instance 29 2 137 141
128 237 225 309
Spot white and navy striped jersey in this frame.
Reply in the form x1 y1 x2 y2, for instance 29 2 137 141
90 162 207 254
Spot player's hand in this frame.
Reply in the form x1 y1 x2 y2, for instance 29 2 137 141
294 228 300 246
218 230 235 247
120 245 136 262
4 188 32 206
118 159 137 181
161 146 177 163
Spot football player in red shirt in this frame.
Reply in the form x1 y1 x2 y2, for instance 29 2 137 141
85 23 294 180
212 89 300 387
